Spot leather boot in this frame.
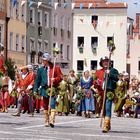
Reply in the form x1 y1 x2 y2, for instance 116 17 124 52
102 116 111 133
50 109 56 128
44 110 49 127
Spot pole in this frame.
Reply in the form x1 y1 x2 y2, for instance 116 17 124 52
100 34 115 127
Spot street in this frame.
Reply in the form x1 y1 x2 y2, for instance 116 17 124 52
0 109 139 140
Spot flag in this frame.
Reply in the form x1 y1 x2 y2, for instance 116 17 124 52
54 2 58 10
38 2 42 8
80 3 83 9
88 3 93 9
29 0 33 7
71 3 75 10
21 0 25 6
120 22 123 28
13 0 17 7
63 3 67 8
106 21 109 27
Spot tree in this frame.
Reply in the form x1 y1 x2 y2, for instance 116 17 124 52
5 58 16 80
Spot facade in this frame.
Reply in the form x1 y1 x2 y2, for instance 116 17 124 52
51 0 73 74
0 0 5 53
27 0 52 65
129 13 140 79
7 0 27 67
72 0 128 74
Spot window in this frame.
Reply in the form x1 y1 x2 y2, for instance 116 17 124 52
60 16 64 29
30 39 35 51
91 37 98 47
15 2 19 19
67 45 70 60
44 41 48 52
138 61 140 71
9 0 13 17
77 60 84 71
44 12 49 28
30 8 35 24
0 25 2 44
53 14 58 27
38 10 42 26
21 35 25 52
91 61 97 70
91 15 98 23
107 36 114 47
21 4 25 21
60 44 63 59
16 34 19 51
77 37 84 47
9 32 13 51
38 40 42 51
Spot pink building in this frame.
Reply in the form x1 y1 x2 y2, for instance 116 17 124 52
129 13 140 79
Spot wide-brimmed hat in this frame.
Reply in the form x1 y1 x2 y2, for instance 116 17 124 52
99 56 109 67
42 52 51 61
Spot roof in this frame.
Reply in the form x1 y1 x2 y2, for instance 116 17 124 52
74 0 128 9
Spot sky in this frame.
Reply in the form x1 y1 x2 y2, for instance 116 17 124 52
108 0 140 20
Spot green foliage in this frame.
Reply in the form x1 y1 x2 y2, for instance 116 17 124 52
5 58 16 80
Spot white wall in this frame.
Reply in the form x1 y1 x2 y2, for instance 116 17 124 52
73 8 127 73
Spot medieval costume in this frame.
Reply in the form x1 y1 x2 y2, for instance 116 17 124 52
114 74 127 117
96 57 119 133
12 65 35 117
34 52 63 127
56 75 70 115
80 70 95 118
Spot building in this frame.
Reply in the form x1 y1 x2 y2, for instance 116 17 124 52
0 0 5 53
51 0 73 74
7 0 27 67
72 0 127 74
27 0 52 65
129 13 140 79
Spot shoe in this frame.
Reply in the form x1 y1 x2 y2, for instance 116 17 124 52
22 110 27 114
29 113 34 117
102 117 111 133
12 113 20 117
50 123 54 128
36 110 40 113
5 108 8 113
44 110 49 127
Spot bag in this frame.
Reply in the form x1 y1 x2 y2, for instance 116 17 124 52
87 91 91 98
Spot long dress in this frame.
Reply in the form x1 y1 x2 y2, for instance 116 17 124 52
80 76 95 112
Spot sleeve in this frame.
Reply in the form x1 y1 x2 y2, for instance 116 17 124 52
33 68 41 92
27 73 35 90
53 66 63 86
109 68 119 82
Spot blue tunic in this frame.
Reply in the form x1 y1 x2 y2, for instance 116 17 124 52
80 77 95 112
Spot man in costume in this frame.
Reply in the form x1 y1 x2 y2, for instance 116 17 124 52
12 65 35 117
34 52 62 128
94 56 119 133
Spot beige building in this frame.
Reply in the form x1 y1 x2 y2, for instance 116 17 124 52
7 0 27 67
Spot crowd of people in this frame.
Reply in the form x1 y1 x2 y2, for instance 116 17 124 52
0 52 140 133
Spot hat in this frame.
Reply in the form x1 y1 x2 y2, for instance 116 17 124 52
19 65 28 70
42 52 51 61
99 56 109 67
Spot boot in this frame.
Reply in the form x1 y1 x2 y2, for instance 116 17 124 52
4 108 8 113
12 112 20 117
44 110 49 127
1 107 5 112
50 109 56 128
102 116 111 133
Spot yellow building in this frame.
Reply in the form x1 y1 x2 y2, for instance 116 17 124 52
7 0 26 67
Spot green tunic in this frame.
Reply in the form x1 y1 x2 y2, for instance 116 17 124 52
56 81 69 113
114 80 127 112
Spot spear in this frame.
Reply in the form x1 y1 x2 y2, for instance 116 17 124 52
100 35 116 127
